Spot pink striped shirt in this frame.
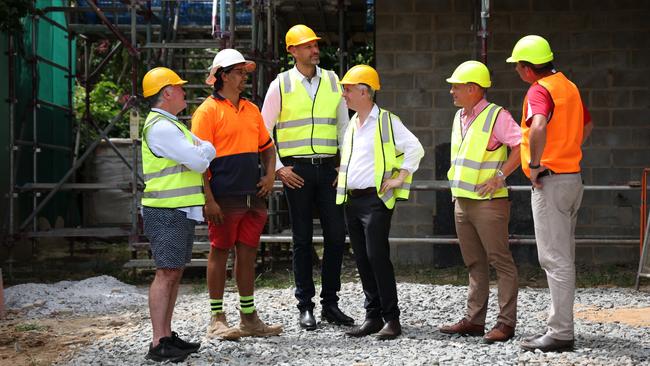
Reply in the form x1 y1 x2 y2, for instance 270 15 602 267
460 98 521 150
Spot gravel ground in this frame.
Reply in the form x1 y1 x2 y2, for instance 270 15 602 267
6 277 650 365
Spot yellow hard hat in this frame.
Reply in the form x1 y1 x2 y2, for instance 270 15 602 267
142 67 187 98
506 35 554 64
285 24 321 51
446 60 491 88
339 64 381 91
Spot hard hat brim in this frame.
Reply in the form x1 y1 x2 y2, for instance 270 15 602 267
338 80 380 91
286 36 321 50
506 54 553 64
207 60 257 73
445 77 491 88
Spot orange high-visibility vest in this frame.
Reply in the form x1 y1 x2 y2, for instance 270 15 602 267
520 72 584 177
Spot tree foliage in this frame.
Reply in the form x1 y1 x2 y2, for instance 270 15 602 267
0 0 32 33
74 80 130 142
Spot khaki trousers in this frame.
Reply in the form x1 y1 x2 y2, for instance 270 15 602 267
454 198 518 327
531 173 583 340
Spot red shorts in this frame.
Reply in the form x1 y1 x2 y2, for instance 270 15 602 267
208 196 268 249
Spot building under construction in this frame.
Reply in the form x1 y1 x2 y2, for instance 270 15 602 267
1 1 649 278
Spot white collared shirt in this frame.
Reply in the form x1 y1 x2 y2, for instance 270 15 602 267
261 65 350 171
145 108 216 221
345 105 424 190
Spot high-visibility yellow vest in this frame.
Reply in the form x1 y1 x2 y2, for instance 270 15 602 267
276 69 341 157
141 111 205 208
447 103 508 200
336 109 412 209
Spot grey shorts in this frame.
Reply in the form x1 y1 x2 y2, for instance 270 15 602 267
142 207 196 269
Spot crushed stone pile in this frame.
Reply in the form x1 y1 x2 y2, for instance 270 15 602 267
5 275 146 318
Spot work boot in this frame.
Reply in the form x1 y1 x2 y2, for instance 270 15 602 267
236 310 283 337
207 312 240 340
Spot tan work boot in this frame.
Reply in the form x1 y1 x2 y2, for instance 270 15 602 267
236 310 283 337
207 312 240 340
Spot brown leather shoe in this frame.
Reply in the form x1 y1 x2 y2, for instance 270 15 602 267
520 334 575 353
376 319 402 340
345 318 383 337
439 318 484 336
483 322 515 344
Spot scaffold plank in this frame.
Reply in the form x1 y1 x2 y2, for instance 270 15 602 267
27 227 131 238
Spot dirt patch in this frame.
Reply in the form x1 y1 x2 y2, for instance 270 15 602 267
0 313 140 365
576 305 650 327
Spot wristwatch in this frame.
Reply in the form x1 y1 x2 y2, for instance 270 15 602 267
495 169 505 180
529 162 541 169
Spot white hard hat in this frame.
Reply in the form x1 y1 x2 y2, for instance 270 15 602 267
205 49 256 85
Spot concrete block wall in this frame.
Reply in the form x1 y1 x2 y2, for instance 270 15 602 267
376 0 650 264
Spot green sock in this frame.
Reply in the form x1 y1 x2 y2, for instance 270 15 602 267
240 295 255 314
210 299 223 315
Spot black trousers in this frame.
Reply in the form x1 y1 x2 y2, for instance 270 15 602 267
284 161 346 311
345 193 400 321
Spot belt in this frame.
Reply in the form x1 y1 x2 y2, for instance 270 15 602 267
537 169 579 178
282 156 337 165
348 187 376 197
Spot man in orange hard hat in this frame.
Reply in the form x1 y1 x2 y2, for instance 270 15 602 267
141 67 215 362
261 24 353 330
336 65 424 340
508 35 593 353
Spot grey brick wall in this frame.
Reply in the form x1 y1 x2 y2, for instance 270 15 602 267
376 0 650 264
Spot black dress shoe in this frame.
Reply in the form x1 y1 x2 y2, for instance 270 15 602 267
321 304 354 326
520 334 575 353
345 318 383 337
522 332 545 342
376 319 402 340
299 309 317 330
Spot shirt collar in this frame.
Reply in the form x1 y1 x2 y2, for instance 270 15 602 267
151 108 178 121
355 104 380 129
211 92 247 111
461 98 489 120
291 65 322 82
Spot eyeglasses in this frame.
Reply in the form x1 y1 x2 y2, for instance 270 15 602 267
228 68 248 76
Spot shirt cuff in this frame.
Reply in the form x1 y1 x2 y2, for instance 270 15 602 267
275 155 284 171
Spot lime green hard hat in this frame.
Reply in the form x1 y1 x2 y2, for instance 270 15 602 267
446 60 491 88
506 35 554 64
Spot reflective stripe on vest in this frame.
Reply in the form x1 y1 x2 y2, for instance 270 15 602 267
520 72 583 177
336 109 412 209
276 69 341 157
141 111 206 208
447 103 508 200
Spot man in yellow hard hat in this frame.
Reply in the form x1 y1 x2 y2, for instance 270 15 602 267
261 24 352 330
192 48 282 340
336 65 424 340
141 67 215 362
439 61 521 344
508 35 592 353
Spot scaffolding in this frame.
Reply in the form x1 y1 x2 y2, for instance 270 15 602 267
2 1 645 272
2 0 372 269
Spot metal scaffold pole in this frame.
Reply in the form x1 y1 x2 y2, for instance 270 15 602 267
31 14 39 233
7 35 17 238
